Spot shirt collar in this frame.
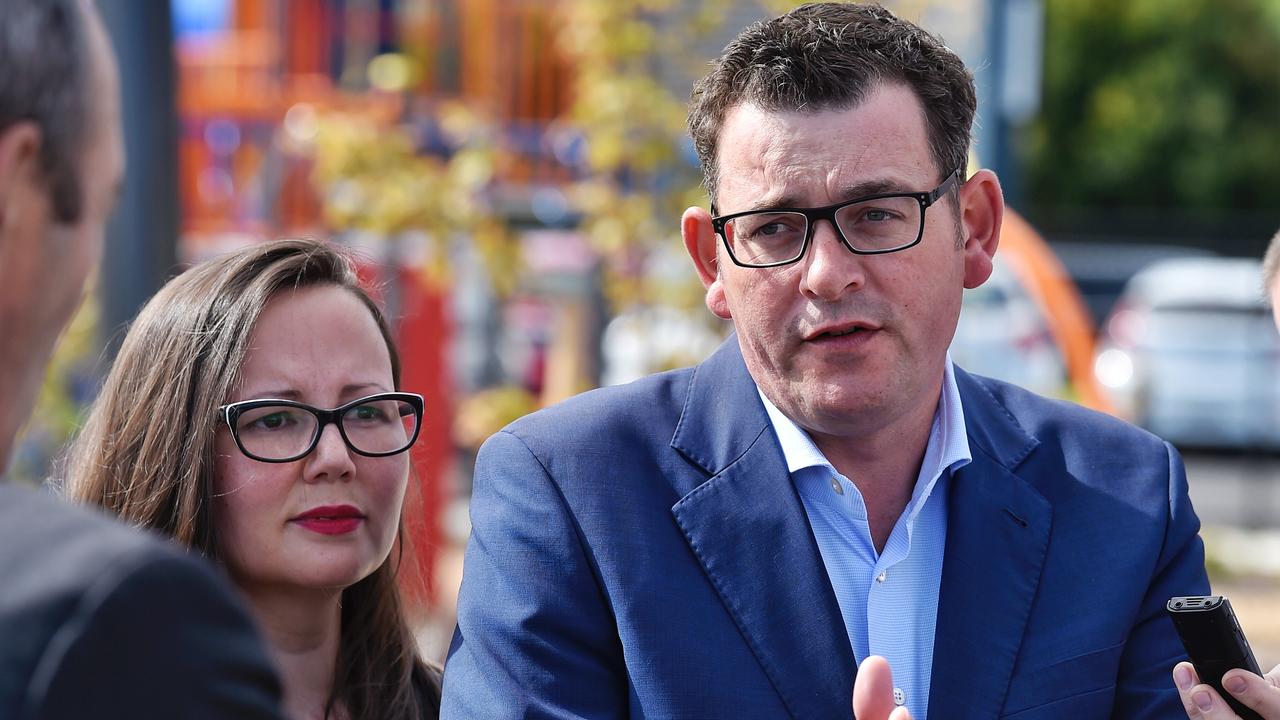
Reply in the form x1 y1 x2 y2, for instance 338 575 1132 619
757 355 972 484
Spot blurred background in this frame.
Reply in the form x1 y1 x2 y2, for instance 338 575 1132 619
9 0 1280 665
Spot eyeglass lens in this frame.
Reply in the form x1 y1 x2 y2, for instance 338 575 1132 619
233 397 419 460
724 194 922 265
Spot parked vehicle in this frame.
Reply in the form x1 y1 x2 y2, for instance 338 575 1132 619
953 209 1106 409
1093 257 1279 450
953 253 1067 398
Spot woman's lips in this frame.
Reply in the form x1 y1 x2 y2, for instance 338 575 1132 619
291 505 364 535
295 517 362 535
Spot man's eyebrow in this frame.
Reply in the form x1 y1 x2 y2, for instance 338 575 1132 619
737 178 908 213
739 193 805 213
838 178 901 199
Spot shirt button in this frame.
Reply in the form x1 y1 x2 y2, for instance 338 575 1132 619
893 688 906 706
830 477 844 495
876 570 888 584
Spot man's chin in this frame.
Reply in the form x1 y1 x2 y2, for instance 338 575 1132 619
779 389 892 433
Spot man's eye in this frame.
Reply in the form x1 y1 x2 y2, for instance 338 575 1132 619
742 215 803 239
858 206 911 223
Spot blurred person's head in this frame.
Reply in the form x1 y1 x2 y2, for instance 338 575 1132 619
680 2 1001 444
0 0 123 470
64 238 433 719
1264 228 1280 328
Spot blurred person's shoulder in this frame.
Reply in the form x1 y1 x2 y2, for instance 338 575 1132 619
0 482 181 609
0 483 183 710
0 483 281 720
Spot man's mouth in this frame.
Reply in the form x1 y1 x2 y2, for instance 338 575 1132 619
806 322 879 341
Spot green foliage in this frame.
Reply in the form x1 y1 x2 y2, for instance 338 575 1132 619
559 0 733 310
1023 0 1280 211
9 298 98 485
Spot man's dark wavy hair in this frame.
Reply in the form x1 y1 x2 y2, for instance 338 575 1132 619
688 2 976 203
0 0 89 222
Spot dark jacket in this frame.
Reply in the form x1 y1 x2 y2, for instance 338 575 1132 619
0 483 283 720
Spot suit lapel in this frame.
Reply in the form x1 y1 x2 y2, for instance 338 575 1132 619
929 370 1053 716
670 338 855 720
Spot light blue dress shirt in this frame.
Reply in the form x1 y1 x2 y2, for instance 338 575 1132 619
758 357 971 720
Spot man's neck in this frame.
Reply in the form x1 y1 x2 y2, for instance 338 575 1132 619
0 323 58 480
807 387 941 553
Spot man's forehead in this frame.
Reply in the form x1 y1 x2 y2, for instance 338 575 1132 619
713 89 933 208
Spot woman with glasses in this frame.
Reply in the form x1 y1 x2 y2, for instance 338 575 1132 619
63 238 440 720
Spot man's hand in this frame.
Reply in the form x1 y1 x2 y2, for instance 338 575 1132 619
852 656 912 720
1174 661 1280 718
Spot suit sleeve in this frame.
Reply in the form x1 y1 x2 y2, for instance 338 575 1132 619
1112 441 1210 719
27 550 282 720
443 430 627 719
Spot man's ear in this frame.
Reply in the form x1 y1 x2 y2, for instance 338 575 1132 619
681 205 731 319
0 121 44 228
957 168 1003 289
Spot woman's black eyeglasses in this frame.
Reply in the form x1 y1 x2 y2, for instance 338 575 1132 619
219 392 424 463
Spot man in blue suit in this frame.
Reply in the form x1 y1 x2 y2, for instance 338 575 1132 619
444 4 1209 718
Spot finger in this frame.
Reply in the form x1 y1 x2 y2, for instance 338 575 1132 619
1175 662 1206 718
853 655 897 720
1265 665 1280 690
1222 668 1280 717
1188 682 1243 719
888 707 913 720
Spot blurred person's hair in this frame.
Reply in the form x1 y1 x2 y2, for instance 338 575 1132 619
63 238 438 720
687 2 975 204
0 0 89 221
1263 228 1280 305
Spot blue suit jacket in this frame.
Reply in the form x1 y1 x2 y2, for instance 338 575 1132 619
444 338 1208 719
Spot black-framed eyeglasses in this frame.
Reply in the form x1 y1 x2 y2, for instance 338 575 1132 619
219 392 424 463
710 169 963 268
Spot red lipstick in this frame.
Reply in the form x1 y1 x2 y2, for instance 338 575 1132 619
291 505 364 535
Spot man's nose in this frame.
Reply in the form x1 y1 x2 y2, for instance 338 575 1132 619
799 218 866 300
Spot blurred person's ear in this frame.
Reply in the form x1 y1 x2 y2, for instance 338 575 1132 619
0 122 45 233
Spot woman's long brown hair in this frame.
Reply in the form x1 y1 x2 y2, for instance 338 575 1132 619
63 238 438 719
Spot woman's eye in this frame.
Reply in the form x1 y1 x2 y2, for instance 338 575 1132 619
352 405 386 421
250 411 293 431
